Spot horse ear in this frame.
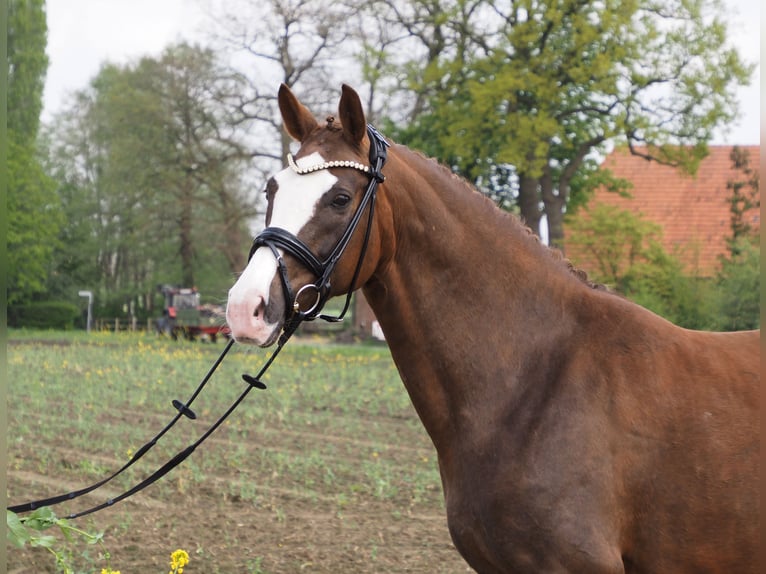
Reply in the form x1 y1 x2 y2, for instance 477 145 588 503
339 84 367 148
278 83 319 142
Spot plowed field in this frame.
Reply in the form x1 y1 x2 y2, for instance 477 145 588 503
7 332 470 573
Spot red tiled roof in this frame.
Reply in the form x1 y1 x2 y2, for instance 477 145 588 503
570 145 760 276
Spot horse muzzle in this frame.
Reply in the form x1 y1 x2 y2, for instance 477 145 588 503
226 248 286 347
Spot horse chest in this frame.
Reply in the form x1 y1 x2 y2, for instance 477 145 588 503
443 484 624 574
438 427 624 573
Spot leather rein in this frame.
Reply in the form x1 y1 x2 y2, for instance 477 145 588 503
8 125 388 519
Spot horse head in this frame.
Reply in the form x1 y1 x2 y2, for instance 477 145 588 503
226 84 391 346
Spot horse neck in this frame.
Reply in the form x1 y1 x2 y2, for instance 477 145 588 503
363 147 589 449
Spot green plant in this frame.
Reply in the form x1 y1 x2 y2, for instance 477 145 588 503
621 243 717 330
714 237 760 330
7 300 79 329
567 204 720 329
7 507 117 574
169 549 190 574
7 508 194 574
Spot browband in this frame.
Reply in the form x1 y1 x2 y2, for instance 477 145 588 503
287 154 370 175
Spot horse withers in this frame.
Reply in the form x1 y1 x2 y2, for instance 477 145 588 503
226 84 760 573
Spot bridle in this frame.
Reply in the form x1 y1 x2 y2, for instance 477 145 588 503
7 125 389 519
249 124 389 337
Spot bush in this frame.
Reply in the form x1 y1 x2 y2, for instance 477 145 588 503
8 301 80 330
713 237 760 331
567 205 720 330
616 241 718 330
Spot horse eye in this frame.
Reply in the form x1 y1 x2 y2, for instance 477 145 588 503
331 193 351 208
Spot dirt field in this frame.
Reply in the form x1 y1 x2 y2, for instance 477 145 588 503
6 334 472 573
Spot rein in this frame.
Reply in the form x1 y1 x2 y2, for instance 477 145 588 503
8 125 388 519
8 338 236 517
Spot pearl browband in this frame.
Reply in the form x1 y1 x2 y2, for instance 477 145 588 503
287 153 371 175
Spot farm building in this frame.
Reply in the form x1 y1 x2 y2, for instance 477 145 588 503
565 145 760 278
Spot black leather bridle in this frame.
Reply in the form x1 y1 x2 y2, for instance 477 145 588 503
249 124 389 337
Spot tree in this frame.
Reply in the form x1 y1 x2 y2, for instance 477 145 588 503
8 0 48 145
375 0 753 248
45 44 257 312
714 237 760 331
131 43 258 283
7 138 61 305
713 147 760 330
7 0 61 305
208 0 361 167
724 146 760 253
564 203 665 288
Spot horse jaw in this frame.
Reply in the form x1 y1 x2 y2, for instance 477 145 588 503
226 152 337 346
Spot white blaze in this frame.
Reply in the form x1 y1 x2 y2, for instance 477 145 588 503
226 152 337 344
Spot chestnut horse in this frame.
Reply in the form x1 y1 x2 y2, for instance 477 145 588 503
227 84 759 573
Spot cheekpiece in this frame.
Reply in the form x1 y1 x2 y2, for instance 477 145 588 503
287 153 371 175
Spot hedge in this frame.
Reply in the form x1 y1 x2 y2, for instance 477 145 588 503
8 301 80 330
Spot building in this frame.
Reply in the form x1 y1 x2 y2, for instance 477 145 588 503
566 145 760 277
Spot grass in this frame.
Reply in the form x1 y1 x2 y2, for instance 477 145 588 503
7 329 465 573
8 330 436 503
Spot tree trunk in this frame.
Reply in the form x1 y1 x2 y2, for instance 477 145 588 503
179 184 195 286
540 166 567 251
516 173 542 237
544 200 566 252
218 185 247 273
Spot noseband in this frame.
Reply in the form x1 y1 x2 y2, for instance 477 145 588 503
249 125 389 333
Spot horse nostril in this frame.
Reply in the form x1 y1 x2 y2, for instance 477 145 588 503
253 297 266 320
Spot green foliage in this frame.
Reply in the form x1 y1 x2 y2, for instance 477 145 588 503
567 203 760 331
7 0 63 305
45 43 255 313
567 204 720 329
713 237 760 331
566 163 634 216
620 246 718 331
8 300 79 330
709 147 760 330
378 0 753 245
724 146 760 250
7 137 62 305
8 0 49 146
8 506 189 573
565 204 666 287
7 508 115 574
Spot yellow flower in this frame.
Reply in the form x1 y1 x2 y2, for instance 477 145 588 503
169 549 190 574
101 569 121 574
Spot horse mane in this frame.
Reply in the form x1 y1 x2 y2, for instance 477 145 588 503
394 144 609 292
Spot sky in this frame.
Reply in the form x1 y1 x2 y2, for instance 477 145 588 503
42 0 761 145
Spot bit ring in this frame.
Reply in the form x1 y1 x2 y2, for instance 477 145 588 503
293 283 322 316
